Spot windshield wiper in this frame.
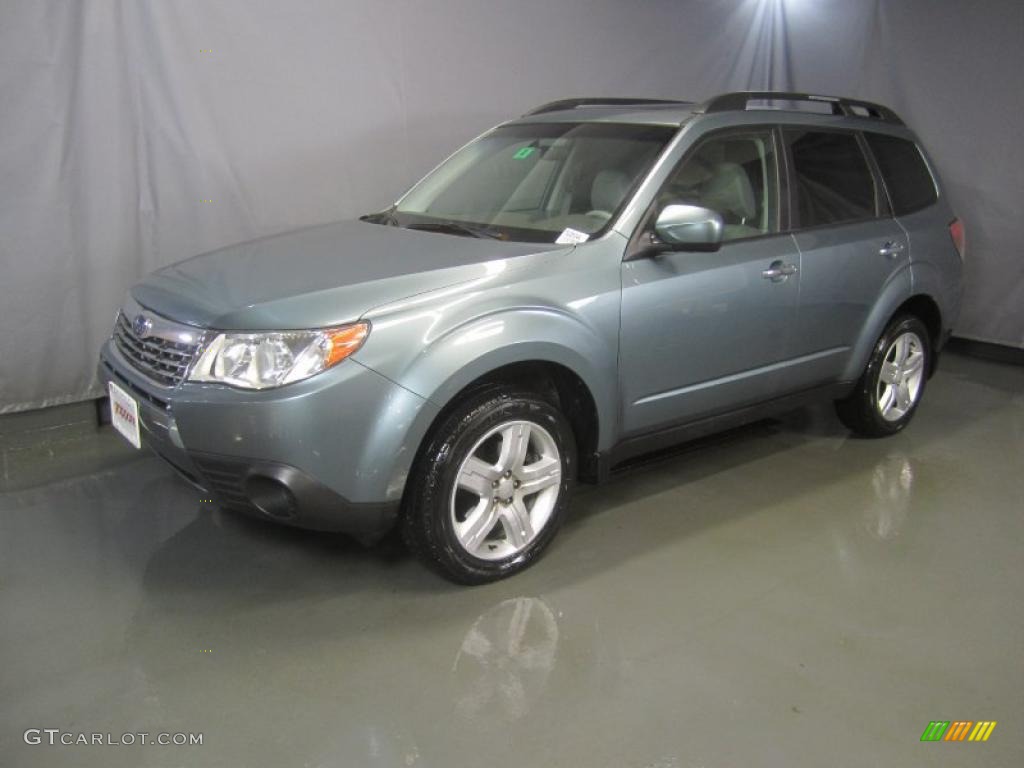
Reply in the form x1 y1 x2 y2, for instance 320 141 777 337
359 207 400 226
405 220 505 240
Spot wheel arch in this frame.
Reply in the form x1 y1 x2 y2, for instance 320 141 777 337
412 355 606 486
844 276 943 382
897 294 942 374
358 298 621 509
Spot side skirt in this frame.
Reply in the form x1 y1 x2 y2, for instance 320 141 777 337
589 381 853 482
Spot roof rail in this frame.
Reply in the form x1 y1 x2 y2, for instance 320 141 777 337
523 97 691 117
694 91 904 126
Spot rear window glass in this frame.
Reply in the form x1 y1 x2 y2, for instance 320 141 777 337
865 133 938 215
785 130 878 228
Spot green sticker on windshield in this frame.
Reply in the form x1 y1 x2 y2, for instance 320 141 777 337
513 146 536 160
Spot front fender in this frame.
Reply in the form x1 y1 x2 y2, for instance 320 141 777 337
351 240 625 497
375 307 618 448
352 306 619 502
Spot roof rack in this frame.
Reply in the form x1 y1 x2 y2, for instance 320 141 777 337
694 91 904 125
523 97 691 117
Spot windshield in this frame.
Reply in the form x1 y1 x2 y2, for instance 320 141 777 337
370 122 675 244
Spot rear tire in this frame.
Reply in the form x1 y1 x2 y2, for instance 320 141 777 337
401 387 576 584
835 314 931 437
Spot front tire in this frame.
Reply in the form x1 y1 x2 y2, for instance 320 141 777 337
401 387 576 584
835 314 931 437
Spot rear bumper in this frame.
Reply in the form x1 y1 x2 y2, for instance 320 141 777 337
99 338 436 541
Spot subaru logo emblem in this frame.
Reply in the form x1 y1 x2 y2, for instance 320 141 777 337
132 314 153 339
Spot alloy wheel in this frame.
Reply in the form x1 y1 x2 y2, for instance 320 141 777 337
876 331 925 422
450 420 562 560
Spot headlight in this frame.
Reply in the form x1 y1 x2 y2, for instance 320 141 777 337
188 322 369 389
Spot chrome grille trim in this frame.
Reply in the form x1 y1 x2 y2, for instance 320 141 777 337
111 296 206 387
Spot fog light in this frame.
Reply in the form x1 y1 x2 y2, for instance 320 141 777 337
244 476 297 519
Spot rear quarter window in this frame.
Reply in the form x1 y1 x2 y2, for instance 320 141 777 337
864 133 938 215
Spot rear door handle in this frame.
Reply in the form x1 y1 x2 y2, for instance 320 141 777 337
762 260 798 282
879 241 906 258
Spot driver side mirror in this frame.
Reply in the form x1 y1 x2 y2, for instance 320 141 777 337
650 204 724 253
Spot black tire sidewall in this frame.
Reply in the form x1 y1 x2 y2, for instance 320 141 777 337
850 315 931 436
408 389 576 583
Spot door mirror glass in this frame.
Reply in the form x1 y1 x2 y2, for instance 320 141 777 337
653 204 724 252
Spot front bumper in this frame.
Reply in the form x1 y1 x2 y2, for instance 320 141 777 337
99 338 438 542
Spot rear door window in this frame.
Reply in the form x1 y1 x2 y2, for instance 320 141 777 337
864 133 938 215
784 130 879 228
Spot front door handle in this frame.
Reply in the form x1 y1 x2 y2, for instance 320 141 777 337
762 260 798 282
879 241 906 258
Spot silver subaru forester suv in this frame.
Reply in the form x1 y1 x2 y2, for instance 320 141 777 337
100 91 964 583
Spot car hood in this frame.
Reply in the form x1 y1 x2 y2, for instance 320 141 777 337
131 219 567 329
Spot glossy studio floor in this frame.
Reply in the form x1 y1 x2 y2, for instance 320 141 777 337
1 351 1021 768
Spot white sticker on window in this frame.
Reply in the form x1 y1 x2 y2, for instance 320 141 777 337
555 228 590 245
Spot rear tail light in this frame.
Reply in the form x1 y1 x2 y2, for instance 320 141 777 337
949 218 965 261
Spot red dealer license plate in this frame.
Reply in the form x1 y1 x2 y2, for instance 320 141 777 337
108 380 141 449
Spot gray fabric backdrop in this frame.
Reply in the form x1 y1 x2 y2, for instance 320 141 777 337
1 0 1021 412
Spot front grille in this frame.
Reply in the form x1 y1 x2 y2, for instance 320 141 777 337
112 311 201 386
103 360 170 409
